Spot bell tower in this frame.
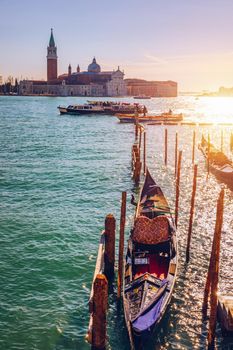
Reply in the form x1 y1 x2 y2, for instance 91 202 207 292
47 28 58 82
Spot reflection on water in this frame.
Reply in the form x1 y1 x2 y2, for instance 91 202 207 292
0 96 232 350
146 96 233 124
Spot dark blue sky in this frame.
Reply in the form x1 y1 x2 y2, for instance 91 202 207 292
1 0 233 90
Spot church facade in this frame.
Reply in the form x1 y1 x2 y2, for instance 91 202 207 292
19 29 127 97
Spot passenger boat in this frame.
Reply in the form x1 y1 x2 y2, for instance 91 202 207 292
57 101 145 115
123 169 178 349
57 104 104 115
199 136 233 189
116 110 183 123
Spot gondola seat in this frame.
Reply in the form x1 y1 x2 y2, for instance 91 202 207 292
132 215 170 245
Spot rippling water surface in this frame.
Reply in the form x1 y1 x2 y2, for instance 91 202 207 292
0 96 233 350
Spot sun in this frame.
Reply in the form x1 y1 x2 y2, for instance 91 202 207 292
199 97 233 123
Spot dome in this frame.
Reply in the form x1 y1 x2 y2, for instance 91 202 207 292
88 57 101 73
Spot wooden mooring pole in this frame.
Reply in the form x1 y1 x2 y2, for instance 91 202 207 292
139 126 142 151
117 191 127 299
92 274 108 350
143 131 146 175
135 122 139 141
192 130 196 164
175 132 178 177
132 144 141 184
185 164 198 263
204 188 224 349
134 109 139 141
175 150 182 227
131 144 137 171
134 159 141 185
104 214 116 280
164 128 168 166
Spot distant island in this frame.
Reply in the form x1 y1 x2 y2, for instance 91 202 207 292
201 86 233 97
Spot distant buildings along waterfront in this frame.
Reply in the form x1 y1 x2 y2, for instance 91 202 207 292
126 79 177 97
17 29 177 98
201 86 233 97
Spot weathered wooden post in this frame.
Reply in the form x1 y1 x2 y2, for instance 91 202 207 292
175 132 178 177
203 245 215 317
164 128 168 166
207 189 224 349
202 189 224 314
104 214 116 280
134 108 139 141
185 164 198 263
192 130 196 164
143 131 146 175
132 143 141 184
134 154 141 185
175 150 182 227
135 123 139 141
220 130 223 152
139 126 142 151
131 144 137 171
92 274 108 350
117 191 127 299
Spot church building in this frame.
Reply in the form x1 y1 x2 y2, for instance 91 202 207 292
19 29 127 97
19 29 177 97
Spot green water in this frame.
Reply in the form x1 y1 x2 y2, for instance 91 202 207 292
0 96 233 350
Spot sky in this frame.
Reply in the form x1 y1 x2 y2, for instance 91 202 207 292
1 0 233 91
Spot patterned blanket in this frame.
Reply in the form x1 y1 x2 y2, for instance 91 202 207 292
132 215 169 245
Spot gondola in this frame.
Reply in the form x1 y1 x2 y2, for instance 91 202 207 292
199 136 233 189
123 169 178 349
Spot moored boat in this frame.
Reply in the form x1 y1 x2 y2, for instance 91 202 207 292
57 104 105 115
123 169 178 348
57 101 146 115
199 136 233 189
116 110 183 123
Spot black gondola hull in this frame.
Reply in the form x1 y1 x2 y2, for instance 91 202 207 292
199 144 233 189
